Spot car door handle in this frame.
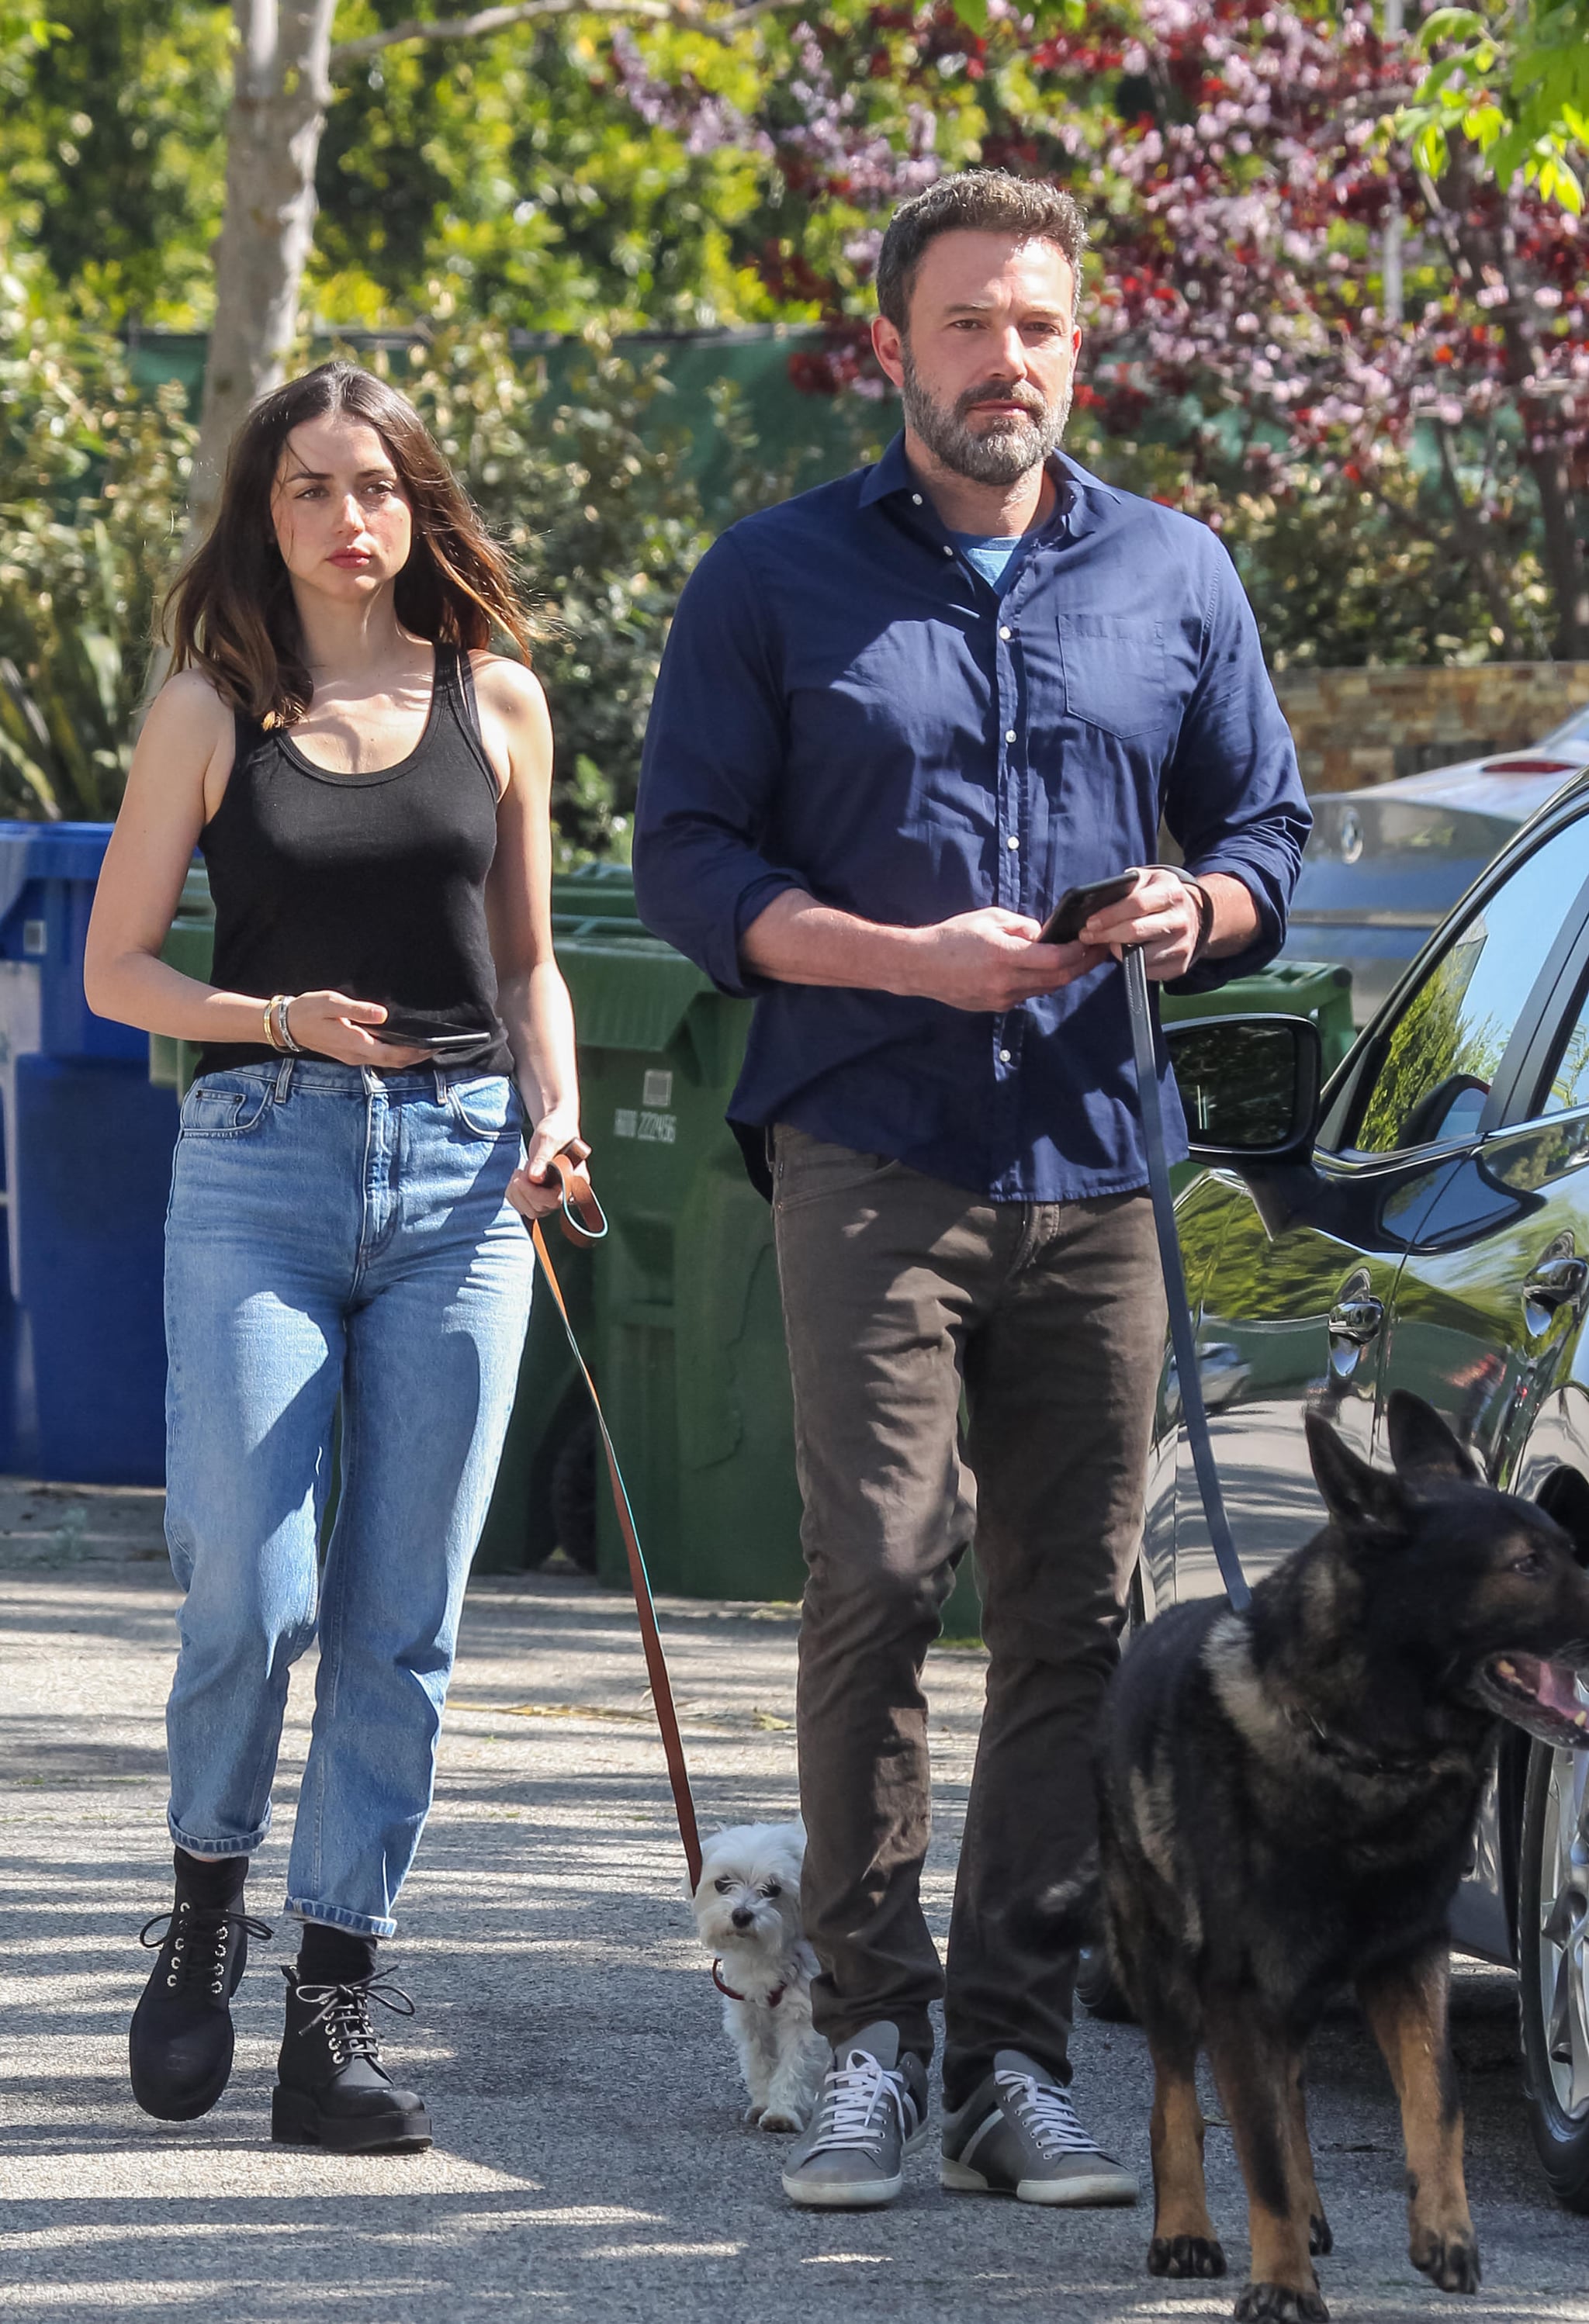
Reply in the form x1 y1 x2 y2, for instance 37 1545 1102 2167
1522 1254 1588 1314
1328 1295 1383 1346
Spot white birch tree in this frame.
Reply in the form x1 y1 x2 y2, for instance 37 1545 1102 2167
189 0 785 535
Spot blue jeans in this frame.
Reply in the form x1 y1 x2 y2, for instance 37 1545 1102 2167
162 1060 535 1937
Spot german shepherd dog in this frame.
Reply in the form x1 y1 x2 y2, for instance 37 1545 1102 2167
1091 1392 1589 2321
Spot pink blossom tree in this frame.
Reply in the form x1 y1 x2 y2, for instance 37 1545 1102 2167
613 0 1589 657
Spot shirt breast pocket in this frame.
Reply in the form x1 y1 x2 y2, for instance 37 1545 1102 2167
1058 615 1170 740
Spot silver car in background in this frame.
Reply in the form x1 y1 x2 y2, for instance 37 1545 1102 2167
1283 704 1589 1025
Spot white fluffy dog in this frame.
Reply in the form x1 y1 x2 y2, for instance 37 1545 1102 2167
691 1821 827 2132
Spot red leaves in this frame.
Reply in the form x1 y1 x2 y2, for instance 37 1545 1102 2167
590 0 1586 569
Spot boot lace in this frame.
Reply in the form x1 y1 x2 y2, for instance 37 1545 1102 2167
290 1972 416 2070
803 2049 917 2161
138 1901 273 2000
995 2070 1100 2157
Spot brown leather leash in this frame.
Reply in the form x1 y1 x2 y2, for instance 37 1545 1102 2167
526 1150 704 1889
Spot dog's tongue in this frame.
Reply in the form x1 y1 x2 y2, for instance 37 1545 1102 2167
1501 1654 1587 1720
1534 1658 1588 1718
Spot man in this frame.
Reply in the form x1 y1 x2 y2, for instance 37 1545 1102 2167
633 169 1309 2212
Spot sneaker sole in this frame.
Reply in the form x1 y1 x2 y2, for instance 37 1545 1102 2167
270 2086 433 2154
782 2118 927 2208
941 2157 1139 2205
781 2169 904 2208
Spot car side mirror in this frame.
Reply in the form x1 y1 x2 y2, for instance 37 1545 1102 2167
1165 1013 1322 1164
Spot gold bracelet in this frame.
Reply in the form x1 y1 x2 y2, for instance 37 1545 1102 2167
263 995 284 1052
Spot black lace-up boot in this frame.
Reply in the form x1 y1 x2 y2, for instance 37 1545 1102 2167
129 1848 272 2121
271 1925 432 2153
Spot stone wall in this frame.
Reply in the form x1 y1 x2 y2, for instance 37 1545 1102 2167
1273 662 1589 793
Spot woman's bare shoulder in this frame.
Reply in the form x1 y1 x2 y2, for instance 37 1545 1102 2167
469 649 548 720
147 666 236 748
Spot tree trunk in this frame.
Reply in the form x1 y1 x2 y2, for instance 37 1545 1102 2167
189 0 337 541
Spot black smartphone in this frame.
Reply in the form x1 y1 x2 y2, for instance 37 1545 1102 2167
386 1032 495 1059
1037 870 1142 946
372 1012 497 1060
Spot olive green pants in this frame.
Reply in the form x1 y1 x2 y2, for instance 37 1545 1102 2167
771 1125 1165 2105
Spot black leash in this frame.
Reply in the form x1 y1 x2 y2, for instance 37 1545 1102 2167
1123 942 1251 1613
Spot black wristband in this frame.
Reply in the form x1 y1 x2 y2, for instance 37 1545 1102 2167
1175 872 1216 963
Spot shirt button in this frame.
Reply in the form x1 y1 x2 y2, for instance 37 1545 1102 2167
999 625 1013 640
912 493 923 506
999 1049 1013 1064
1005 728 1017 744
1006 834 1020 849
943 545 954 557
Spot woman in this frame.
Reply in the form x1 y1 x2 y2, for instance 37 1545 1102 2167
85 361 580 2153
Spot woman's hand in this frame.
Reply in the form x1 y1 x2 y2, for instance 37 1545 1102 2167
507 1109 590 1223
284 991 434 1068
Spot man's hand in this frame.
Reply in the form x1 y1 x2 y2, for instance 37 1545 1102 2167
740 891 1106 1006
903 908 1105 1012
738 877 1255 1006
1078 869 1203 982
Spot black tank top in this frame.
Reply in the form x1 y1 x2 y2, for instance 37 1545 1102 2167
196 645 514 1078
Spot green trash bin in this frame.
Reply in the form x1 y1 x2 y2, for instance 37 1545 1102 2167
1159 959 1355 1195
149 865 216 1097
544 883 807 1603
1160 959 1355 1075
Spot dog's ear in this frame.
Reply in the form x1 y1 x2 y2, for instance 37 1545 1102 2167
1384 1390 1480 1485
1306 1409 1407 1540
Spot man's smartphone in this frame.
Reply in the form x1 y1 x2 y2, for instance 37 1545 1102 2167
1037 870 1142 946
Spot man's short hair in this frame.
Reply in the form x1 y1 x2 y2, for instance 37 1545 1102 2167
875 170 1088 332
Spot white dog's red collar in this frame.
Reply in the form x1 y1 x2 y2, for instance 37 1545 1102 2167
712 1958 785 2008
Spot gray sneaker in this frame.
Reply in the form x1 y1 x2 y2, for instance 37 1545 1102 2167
940 2049 1138 2206
781 2021 929 2209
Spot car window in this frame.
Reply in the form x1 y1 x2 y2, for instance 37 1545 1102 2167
1537 958 1589 1115
1351 815 1589 1153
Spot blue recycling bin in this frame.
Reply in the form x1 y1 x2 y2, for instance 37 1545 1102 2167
0 824 177 1483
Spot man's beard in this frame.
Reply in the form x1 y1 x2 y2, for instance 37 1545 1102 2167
898 344 1071 487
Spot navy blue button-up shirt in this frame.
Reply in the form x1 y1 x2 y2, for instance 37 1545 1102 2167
633 437 1310 1202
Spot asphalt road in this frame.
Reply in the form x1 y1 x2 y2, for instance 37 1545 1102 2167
0 1485 1584 2323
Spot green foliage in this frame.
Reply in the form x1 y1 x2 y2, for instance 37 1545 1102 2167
0 223 193 817
1403 1 1589 213
1213 479 1552 670
1355 926 1504 1153
0 0 230 323
315 9 781 332
1061 410 1549 669
0 2 800 336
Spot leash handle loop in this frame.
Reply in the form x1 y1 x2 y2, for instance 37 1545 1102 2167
1123 944 1251 1613
542 1147 608 1247
528 1201 703 1888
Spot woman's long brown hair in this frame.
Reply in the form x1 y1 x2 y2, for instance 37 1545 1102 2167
165 361 533 722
